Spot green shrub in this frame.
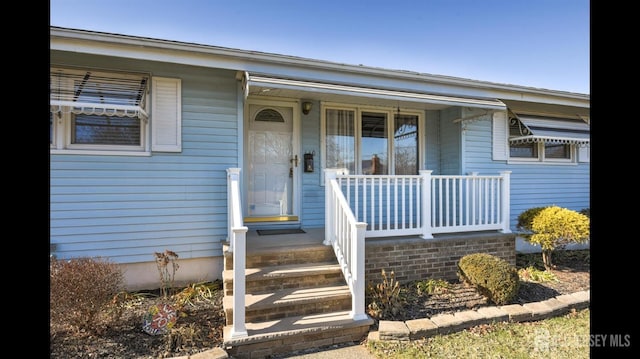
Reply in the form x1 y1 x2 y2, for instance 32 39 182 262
50 257 124 333
457 253 519 305
529 206 590 269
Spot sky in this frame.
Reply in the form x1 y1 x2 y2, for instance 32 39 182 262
49 0 590 94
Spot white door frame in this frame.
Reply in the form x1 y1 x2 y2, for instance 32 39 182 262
243 97 301 222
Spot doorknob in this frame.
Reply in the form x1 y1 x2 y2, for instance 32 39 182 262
291 155 298 167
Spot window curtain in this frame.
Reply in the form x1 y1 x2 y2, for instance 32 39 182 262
325 109 355 173
394 114 418 175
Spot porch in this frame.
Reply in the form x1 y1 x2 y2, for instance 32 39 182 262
223 168 515 358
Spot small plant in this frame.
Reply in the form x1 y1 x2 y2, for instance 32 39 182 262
108 291 157 319
172 281 220 310
416 278 450 295
457 253 519 305
155 249 180 298
166 323 206 353
366 269 404 320
50 257 125 333
518 266 558 282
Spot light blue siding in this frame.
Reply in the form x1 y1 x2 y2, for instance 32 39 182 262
439 107 462 175
299 100 325 228
462 117 590 230
50 52 239 264
424 110 441 173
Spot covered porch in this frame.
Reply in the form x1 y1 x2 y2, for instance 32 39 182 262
226 168 515 338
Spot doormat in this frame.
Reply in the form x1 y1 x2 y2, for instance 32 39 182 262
257 229 306 236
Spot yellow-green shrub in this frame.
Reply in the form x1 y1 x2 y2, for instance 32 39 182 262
516 206 548 235
529 206 590 269
457 253 519 305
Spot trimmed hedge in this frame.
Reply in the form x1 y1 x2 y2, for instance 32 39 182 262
457 253 519 305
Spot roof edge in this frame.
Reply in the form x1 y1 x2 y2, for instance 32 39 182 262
50 26 589 103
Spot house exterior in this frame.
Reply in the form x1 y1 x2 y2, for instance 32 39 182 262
50 26 590 292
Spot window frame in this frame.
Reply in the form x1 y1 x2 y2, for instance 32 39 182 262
320 102 424 183
508 141 575 164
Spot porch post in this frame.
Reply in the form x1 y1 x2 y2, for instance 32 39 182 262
351 221 368 320
230 227 248 338
420 170 433 239
226 167 248 338
324 168 345 246
499 171 512 233
227 168 241 252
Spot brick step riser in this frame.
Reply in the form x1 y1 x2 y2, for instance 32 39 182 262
225 295 352 325
225 248 336 270
223 272 345 296
225 324 370 359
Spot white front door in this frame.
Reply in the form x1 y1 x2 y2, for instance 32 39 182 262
245 100 299 221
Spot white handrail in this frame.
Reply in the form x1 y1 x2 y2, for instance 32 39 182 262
226 168 248 338
325 169 368 320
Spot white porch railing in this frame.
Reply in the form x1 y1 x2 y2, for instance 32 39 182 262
334 170 512 239
323 169 511 322
226 168 248 339
324 169 368 320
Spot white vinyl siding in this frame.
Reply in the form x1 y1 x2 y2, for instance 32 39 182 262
152 77 182 152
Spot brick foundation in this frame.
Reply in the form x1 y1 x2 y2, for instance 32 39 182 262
364 231 516 284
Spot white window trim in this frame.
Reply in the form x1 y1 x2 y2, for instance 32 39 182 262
507 142 577 165
51 105 151 156
320 101 424 184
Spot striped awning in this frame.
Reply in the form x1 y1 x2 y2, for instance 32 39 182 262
50 67 149 119
509 115 590 147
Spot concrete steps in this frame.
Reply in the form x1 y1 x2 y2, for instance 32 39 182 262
223 311 373 358
222 262 345 296
223 284 352 324
221 232 373 358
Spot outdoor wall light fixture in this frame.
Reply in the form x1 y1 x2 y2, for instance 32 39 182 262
302 101 312 115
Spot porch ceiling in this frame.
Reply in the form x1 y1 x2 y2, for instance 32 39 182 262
244 73 507 111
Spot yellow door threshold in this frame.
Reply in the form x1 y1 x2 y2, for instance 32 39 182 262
244 215 299 223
